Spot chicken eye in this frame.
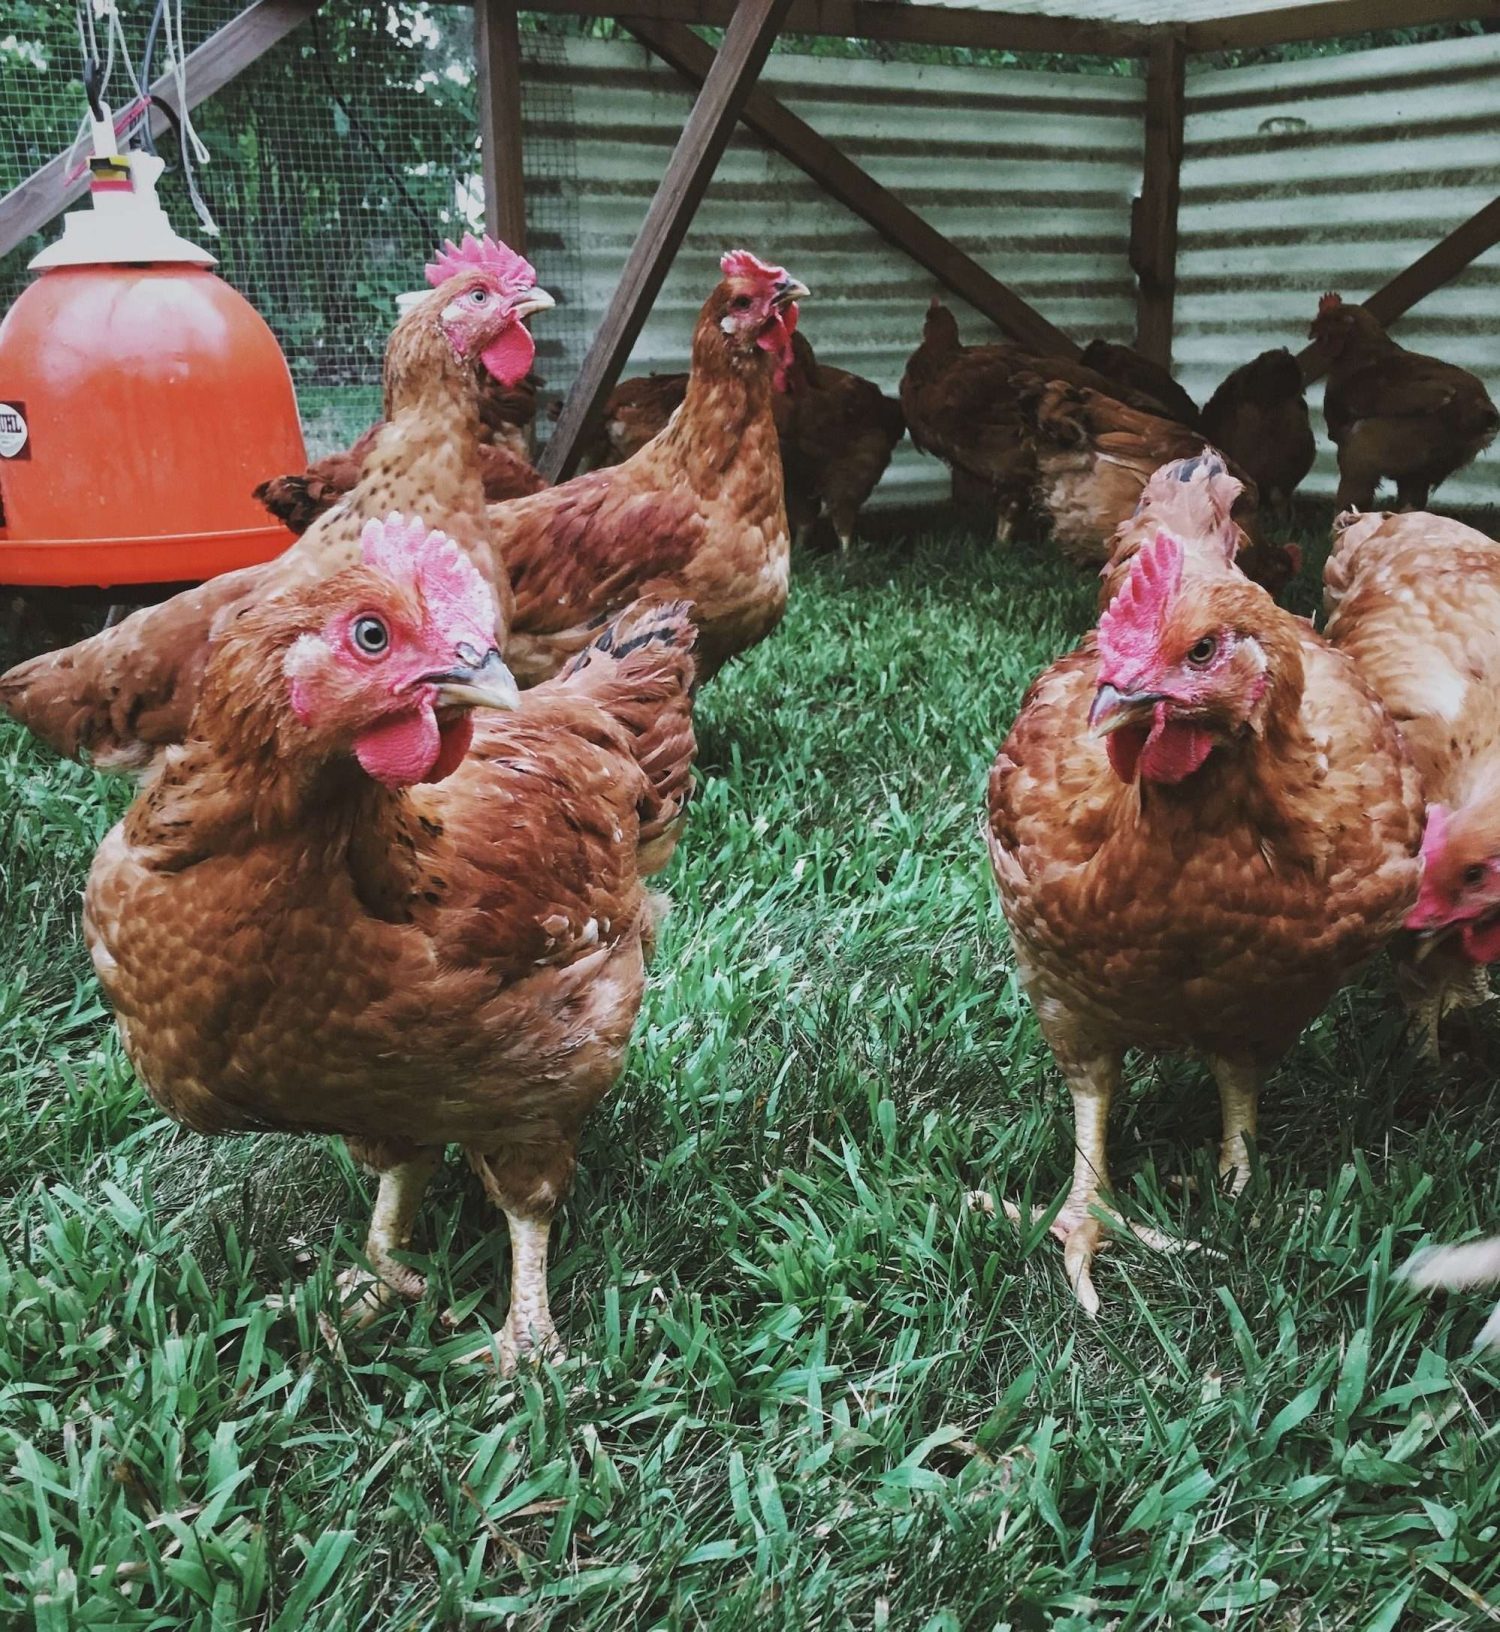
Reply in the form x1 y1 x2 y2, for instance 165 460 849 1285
1186 635 1219 666
1463 863 1488 888
469 287 490 305
352 616 389 656
731 294 753 311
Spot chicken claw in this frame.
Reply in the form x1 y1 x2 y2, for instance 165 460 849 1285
983 1193 1204 1316
336 1258 428 1328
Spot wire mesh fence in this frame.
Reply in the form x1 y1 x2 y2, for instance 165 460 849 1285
1 2 494 456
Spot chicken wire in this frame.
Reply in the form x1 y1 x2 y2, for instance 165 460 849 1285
1 2 495 456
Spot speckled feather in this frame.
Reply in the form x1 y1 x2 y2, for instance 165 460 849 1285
83 594 697 1188
1324 511 1500 798
988 568 1422 1071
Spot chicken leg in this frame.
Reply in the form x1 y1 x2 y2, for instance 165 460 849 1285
1207 1056 1260 1195
337 1147 441 1324
462 1144 571 1372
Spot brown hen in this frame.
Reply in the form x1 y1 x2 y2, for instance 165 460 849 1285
1016 377 1253 569
577 332 899 554
1200 349 1316 520
1078 339 1201 429
84 515 697 1370
1308 293 1498 511
901 304 1193 544
1323 508 1500 1052
987 527 1422 1312
495 250 807 685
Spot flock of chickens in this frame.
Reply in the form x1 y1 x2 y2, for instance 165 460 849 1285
4 231 1500 1365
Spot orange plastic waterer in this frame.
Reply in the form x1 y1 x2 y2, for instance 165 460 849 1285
0 136 305 589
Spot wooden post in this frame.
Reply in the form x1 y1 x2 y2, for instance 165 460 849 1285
475 0 526 252
1297 195 1500 384
540 0 794 482
1132 34 1185 368
0 0 322 262
630 18 1079 358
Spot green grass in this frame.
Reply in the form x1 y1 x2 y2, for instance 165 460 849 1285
1 530 1497 1630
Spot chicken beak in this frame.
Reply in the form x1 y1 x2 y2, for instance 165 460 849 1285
773 278 810 309
1089 682 1161 735
425 647 520 712
510 288 556 321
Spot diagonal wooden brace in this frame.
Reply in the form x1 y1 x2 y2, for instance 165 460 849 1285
629 17 1079 363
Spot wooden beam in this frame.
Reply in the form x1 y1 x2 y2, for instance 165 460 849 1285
1184 0 1496 54
1132 34 1185 368
0 0 320 262
475 0 527 252
1297 194 1500 384
540 0 793 482
629 17 1080 359
508 1 1152 57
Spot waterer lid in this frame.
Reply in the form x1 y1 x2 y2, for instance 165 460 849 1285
30 126 215 271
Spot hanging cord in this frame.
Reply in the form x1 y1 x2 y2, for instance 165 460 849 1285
158 0 218 235
138 0 169 154
310 10 430 237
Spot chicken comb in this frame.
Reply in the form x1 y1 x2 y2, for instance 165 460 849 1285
425 232 537 296
1097 531 1183 678
720 248 788 286
360 513 497 636
1318 291 1343 314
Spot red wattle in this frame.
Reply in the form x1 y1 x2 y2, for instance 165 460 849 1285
354 705 440 787
480 321 536 387
427 713 475 783
1462 915 1500 964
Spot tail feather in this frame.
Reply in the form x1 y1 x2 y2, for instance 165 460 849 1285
554 598 698 875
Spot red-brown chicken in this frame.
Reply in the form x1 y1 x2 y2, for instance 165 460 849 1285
1016 377 1256 569
1323 508 1500 1052
902 305 1200 545
987 526 1422 1311
0 234 553 769
1308 293 1499 510
1200 349 1316 519
581 373 694 469
84 514 697 1369
777 332 905 554
254 369 546 536
899 303 1035 542
494 250 807 685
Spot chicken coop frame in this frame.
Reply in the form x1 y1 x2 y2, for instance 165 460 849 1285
1 0 1495 482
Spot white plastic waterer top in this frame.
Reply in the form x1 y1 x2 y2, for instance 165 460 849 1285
30 108 216 270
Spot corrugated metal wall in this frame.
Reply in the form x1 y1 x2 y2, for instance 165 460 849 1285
1176 34 1500 510
520 37 1145 511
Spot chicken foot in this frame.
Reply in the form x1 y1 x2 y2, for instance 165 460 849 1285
986 1055 1199 1315
336 1149 440 1325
